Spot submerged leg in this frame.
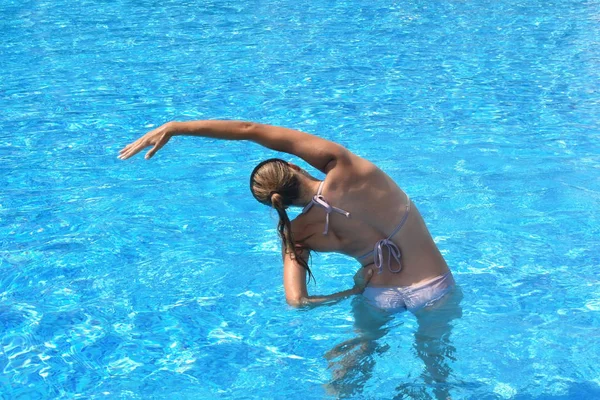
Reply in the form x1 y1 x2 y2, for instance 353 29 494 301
410 287 463 400
324 297 395 398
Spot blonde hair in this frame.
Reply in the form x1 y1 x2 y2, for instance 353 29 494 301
250 158 314 282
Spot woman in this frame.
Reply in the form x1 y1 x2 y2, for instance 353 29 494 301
120 120 462 397
119 120 457 313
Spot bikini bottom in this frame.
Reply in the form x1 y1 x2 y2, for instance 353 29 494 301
362 272 455 314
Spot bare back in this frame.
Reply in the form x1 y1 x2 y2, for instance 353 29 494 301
291 153 449 287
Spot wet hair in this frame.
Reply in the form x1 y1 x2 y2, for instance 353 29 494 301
249 158 314 282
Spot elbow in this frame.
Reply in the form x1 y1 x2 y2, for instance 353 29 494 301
286 296 307 308
239 121 257 136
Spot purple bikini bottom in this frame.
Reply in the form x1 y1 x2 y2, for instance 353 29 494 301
362 272 456 313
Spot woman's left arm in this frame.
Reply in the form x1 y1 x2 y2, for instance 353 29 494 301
283 249 373 308
118 120 353 174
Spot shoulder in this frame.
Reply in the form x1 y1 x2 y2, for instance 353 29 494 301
325 151 381 184
290 213 314 239
291 213 323 248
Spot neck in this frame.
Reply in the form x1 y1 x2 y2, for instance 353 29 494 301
295 175 321 207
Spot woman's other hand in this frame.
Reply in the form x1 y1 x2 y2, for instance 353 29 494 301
352 267 374 294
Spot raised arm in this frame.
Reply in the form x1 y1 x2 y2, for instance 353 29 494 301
283 249 373 308
118 120 351 173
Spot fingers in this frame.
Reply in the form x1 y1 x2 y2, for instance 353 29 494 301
118 130 152 160
118 139 139 158
144 144 160 159
119 143 134 154
363 268 373 283
118 141 147 160
145 148 156 160
144 135 169 159
118 134 157 160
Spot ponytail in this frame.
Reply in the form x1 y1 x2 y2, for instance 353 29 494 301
271 193 315 283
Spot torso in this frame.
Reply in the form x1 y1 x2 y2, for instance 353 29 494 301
290 154 449 288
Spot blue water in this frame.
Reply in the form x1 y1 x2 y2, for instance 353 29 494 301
2 0 600 398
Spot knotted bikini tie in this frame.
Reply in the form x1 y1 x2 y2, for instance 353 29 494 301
358 194 411 274
372 239 403 275
302 180 351 235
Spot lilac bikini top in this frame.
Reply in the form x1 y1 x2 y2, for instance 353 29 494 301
302 179 411 275
301 180 351 235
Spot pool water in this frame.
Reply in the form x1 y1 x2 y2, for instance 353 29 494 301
2 0 600 398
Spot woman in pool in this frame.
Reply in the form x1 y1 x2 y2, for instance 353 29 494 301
120 120 462 398
119 120 457 312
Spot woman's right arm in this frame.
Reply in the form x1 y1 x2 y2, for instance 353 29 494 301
283 249 373 308
118 120 352 173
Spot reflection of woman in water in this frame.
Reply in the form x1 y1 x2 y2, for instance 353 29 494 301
119 120 463 398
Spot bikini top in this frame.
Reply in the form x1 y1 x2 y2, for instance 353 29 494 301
301 180 351 235
301 179 411 275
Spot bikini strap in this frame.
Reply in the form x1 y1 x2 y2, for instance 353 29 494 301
301 181 325 214
385 195 411 240
301 180 351 235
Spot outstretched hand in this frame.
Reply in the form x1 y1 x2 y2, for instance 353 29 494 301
118 123 173 160
353 267 374 294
